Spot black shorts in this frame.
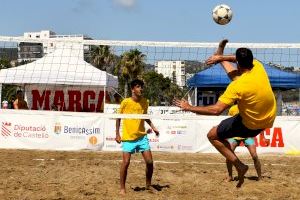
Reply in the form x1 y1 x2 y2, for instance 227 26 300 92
217 115 263 140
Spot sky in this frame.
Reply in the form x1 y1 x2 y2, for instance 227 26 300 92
0 0 300 43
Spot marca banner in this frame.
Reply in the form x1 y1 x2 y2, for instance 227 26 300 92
24 85 110 112
0 110 104 150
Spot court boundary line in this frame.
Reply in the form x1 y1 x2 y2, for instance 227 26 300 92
32 158 295 167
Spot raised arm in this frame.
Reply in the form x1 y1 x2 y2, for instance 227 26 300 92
206 55 240 81
173 98 229 115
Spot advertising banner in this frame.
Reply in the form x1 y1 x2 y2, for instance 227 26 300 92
0 109 299 154
25 85 108 112
0 110 104 150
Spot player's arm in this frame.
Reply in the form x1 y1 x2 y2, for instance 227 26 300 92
13 101 18 109
115 101 124 144
145 119 159 136
206 55 239 81
206 54 236 65
220 61 240 81
115 118 121 143
173 99 229 115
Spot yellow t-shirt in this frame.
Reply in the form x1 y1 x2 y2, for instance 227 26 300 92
219 59 277 130
119 97 148 141
228 104 239 116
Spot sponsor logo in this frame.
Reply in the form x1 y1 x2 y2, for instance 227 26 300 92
1 122 12 137
89 136 98 145
2 122 49 139
13 124 49 139
166 130 186 135
149 138 159 142
105 137 115 141
63 126 100 135
177 145 193 151
54 122 61 134
156 145 174 150
106 144 117 148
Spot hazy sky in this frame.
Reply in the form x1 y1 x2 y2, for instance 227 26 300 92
1 0 300 43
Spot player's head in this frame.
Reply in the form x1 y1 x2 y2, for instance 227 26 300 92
16 90 24 98
130 79 144 97
236 48 254 69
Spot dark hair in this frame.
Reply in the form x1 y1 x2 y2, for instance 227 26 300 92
16 90 23 95
130 79 144 89
236 48 254 69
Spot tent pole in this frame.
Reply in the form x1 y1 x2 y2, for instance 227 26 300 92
0 84 2 108
195 87 197 106
103 86 106 113
276 90 283 116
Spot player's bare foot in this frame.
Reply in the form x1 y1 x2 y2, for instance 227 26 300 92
120 189 126 195
146 185 155 193
226 176 234 182
236 164 248 188
215 39 228 55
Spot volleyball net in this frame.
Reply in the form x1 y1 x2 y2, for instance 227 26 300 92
0 36 299 114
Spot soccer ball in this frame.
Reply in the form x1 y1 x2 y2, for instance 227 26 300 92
212 4 233 25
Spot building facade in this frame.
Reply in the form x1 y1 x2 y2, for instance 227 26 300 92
18 30 92 62
155 60 186 87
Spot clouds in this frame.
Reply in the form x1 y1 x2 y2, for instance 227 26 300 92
113 0 137 9
71 0 137 13
72 0 96 13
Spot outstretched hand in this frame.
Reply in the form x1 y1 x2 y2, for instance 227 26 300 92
205 55 221 65
172 98 191 111
115 134 122 144
147 128 159 137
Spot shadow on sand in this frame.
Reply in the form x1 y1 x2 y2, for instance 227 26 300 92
132 184 170 192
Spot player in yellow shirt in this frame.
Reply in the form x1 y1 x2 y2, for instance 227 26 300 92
115 79 159 195
173 40 276 187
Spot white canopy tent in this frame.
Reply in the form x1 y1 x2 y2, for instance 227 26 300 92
0 43 118 109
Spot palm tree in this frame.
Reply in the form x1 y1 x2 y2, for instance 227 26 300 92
115 49 146 97
0 58 18 105
90 45 115 72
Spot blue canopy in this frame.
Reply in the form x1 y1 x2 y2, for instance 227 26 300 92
187 63 300 89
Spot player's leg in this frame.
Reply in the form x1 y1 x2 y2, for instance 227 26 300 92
245 138 262 180
120 141 136 194
142 150 154 189
120 152 131 194
207 126 248 188
139 135 153 189
226 138 238 181
215 39 228 55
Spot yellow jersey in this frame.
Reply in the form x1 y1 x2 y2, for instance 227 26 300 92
228 104 239 116
219 59 276 130
119 97 148 141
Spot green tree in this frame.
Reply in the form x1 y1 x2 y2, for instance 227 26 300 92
142 71 185 106
0 58 17 105
115 49 146 97
0 58 11 69
90 45 115 72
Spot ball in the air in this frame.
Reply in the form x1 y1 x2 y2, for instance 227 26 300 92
212 4 233 25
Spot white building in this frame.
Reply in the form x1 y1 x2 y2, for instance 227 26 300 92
18 30 92 62
155 61 186 87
